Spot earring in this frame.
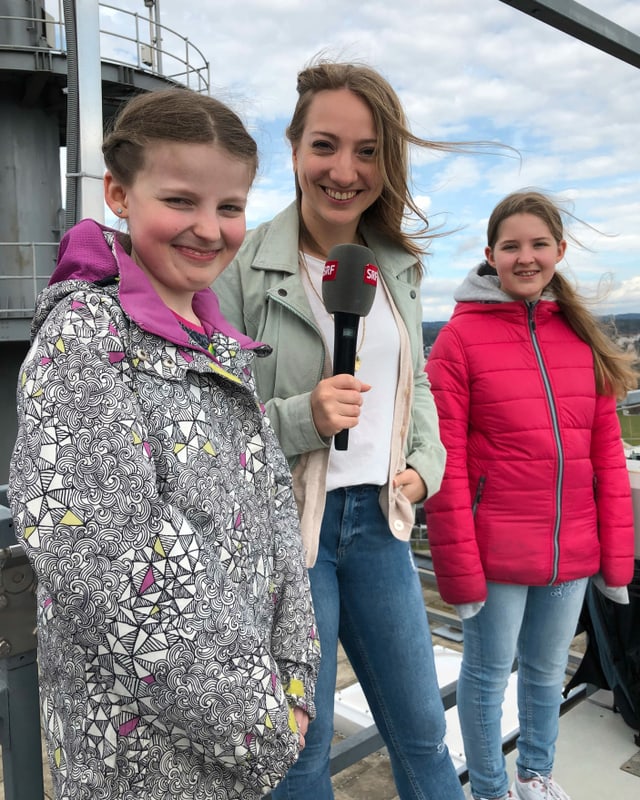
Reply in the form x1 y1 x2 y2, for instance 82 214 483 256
116 207 123 215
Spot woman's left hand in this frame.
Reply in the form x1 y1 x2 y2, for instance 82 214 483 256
393 468 428 504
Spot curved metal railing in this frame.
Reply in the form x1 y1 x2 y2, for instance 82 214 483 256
0 2 211 327
0 1 210 91
0 243 58 319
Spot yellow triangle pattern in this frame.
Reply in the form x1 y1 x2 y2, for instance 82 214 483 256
60 510 83 526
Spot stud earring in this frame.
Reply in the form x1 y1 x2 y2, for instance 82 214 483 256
116 207 123 215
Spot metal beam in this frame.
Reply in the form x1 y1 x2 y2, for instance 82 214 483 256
498 0 640 68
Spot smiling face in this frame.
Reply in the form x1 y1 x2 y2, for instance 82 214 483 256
105 140 252 317
291 88 383 252
485 212 567 302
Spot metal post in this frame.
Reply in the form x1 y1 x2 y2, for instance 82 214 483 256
0 652 43 800
498 0 640 68
70 0 105 223
154 0 163 76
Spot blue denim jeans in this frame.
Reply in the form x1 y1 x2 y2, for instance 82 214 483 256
458 579 587 800
272 485 463 800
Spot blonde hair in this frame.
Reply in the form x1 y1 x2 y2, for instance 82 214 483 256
487 190 638 398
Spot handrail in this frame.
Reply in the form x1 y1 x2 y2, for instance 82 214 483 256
0 2 211 321
0 2 210 92
0 242 57 317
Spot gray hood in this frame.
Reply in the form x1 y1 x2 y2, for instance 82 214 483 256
454 262 555 304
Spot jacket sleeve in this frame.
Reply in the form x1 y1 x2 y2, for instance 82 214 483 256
389 264 445 497
259 391 328 461
407 339 446 499
424 324 488 605
8 295 300 788
590 392 635 587
215 256 329 461
260 413 319 716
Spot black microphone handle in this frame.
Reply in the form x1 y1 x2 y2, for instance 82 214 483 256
333 312 361 451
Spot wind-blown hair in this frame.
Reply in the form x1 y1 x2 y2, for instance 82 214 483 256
286 60 472 263
486 190 638 398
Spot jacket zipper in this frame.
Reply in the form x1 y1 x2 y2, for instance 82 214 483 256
527 302 564 584
472 476 486 515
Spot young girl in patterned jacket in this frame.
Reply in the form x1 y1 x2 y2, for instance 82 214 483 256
425 190 637 800
8 87 319 800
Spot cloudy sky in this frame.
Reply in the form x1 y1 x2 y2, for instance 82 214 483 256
94 0 640 321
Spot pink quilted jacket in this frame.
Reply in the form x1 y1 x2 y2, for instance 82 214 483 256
425 270 634 606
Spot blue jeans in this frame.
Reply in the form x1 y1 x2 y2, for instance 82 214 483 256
458 579 587 800
272 485 463 800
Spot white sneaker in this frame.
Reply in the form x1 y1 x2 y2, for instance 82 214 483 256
511 774 571 800
474 793 516 800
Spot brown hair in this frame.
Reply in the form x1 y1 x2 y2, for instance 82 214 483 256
103 87 258 185
286 60 477 263
487 190 638 398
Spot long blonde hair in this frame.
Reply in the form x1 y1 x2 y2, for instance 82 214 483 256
487 190 638 399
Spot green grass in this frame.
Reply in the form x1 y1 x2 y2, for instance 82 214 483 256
618 411 640 448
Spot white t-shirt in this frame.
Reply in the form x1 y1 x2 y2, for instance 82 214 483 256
299 253 400 492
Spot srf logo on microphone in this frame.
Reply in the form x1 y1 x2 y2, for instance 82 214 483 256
364 264 378 286
323 261 338 281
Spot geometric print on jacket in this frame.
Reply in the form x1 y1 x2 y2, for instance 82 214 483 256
9 273 319 799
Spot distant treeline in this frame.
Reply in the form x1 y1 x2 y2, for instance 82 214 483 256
422 313 640 350
422 322 446 349
603 314 640 336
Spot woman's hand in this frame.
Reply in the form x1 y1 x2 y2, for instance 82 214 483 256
310 374 371 438
293 707 310 751
393 468 427 504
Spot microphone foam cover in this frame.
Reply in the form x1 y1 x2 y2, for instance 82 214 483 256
322 243 378 316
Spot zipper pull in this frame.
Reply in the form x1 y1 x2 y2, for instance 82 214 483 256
527 301 537 332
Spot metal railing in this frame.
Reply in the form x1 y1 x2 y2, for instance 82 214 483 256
0 4 211 328
0 1 210 92
0 243 58 319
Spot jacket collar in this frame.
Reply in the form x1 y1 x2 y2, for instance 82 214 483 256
251 202 418 278
52 219 259 351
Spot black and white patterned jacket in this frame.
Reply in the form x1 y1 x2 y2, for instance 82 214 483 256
9 220 319 799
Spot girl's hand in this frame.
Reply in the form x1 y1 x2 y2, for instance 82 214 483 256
310 374 371 438
293 707 310 751
393 468 428 504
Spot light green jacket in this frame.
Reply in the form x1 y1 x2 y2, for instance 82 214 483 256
215 202 445 565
